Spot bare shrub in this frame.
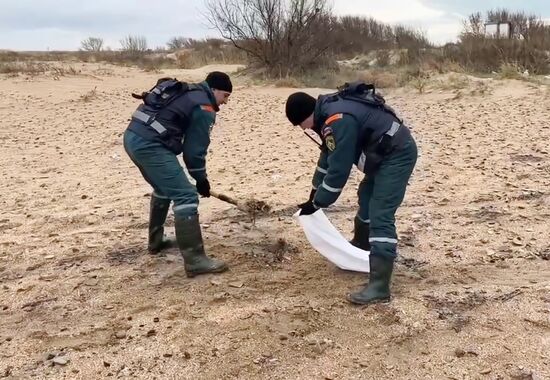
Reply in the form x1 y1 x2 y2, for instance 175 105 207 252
80 37 104 52
205 0 334 76
411 77 428 93
167 37 190 51
120 35 148 54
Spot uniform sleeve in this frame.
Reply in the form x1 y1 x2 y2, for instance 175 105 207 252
313 114 358 208
182 105 215 182
312 147 329 190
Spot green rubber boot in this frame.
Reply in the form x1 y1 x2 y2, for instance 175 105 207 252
350 216 371 251
148 193 176 254
349 255 393 305
175 214 228 277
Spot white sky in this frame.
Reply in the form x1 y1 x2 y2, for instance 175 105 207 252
0 0 548 50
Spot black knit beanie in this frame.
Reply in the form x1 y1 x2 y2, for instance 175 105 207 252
205 71 233 93
285 92 316 125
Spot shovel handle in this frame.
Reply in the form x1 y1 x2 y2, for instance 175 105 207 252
210 190 240 207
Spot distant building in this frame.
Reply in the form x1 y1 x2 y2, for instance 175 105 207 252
484 21 513 39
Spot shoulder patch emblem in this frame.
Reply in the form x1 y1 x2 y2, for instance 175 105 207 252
200 105 215 113
325 135 336 151
325 113 343 126
321 126 333 138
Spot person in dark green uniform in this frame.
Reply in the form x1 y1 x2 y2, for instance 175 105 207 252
123 72 232 277
285 82 417 304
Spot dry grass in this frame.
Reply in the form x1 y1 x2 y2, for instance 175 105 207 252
0 62 49 75
273 77 304 88
175 46 247 69
0 61 82 79
293 66 405 89
410 77 428 93
0 49 246 73
267 63 469 92
498 62 523 79
435 73 471 90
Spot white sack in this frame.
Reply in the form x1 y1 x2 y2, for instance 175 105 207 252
294 209 370 273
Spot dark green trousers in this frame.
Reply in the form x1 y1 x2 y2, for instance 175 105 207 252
357 137 417 260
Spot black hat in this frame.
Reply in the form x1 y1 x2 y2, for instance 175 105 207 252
205 71 233 93
285 92 316 126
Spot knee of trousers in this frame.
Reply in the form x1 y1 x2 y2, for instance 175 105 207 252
172 191 199 218
173 202 198 218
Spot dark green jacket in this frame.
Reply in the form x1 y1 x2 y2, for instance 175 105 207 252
127 81 217 182
311 94 410 208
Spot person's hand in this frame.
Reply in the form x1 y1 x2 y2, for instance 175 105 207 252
297 188 316 208
299 201 319 216
196 178 211 197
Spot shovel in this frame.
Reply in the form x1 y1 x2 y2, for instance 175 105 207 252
210 190 271 220
210 190 250 213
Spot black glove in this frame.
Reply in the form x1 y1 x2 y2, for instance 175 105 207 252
298 188 316 208
196 178 211 197
299 201 319 216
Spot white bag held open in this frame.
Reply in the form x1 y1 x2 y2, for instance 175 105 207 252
295 209 370 273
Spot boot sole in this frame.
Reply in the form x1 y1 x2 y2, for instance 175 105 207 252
185 265 229 278
348 295 391 306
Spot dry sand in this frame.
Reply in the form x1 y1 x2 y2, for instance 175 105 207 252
0 63 549 379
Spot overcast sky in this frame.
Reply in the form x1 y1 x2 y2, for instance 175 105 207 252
1 0 549 51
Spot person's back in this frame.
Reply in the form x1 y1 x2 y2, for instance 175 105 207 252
313 88 411 174
127 80 218 156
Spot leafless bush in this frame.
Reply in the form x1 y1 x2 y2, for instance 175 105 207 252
167 37 191 51
80 37 104 52
120 35 148 54
411 77 428 93
205 0 334 76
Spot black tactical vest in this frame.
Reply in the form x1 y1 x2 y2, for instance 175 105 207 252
127 81 218 155
314 82 411 173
